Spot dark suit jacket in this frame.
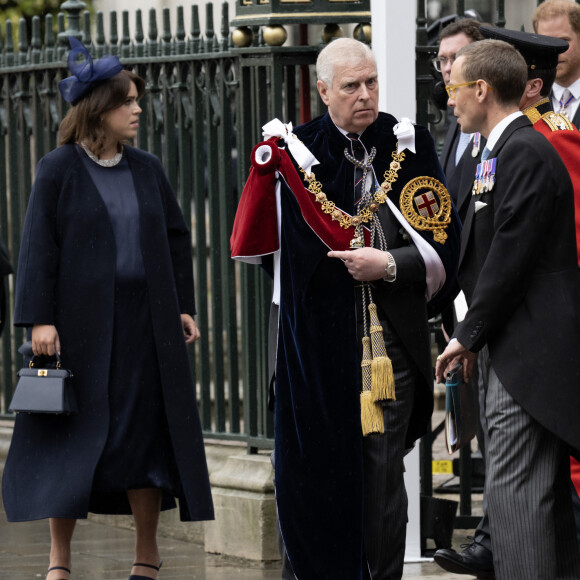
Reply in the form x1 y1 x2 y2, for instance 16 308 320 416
439 113 485 335
440 112 485 222
454 115 580 454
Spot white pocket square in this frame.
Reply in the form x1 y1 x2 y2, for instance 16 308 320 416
474 201 488 213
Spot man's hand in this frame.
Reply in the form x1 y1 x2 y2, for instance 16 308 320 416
31 324 61 357
327 248 390 281
181 314 201 344
435 339 477 383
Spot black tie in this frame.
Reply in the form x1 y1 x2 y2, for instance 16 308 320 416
347 132 365 202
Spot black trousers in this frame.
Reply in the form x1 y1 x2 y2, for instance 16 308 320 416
362 320 419 580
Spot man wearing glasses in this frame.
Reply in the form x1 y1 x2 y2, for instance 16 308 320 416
436 18 484 221
436 38 580 580
435 19 487 499
435 25 580 579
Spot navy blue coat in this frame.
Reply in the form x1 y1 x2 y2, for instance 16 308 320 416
237 113 460 579
3 144 214 522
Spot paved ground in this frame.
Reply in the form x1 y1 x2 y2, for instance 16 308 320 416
0 510 477 579
0 407 482 579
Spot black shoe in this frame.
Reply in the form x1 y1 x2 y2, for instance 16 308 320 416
129 561 162 580
47 566 71 580
434 541 495 579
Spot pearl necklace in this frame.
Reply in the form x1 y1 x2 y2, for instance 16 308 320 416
80 141 123 167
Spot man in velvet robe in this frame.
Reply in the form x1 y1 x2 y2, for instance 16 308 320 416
232 38 460 580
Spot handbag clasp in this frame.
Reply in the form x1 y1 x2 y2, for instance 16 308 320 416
37 369 48 377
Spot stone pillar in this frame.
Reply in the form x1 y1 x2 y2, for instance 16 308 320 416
372 2 417 121
204 453 279 561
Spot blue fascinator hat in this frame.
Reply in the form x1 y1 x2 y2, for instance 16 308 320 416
58 37 124 104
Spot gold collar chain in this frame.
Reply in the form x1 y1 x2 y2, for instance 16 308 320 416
301 143 405 230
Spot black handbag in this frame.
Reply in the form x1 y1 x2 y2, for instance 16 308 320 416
9 353 77 415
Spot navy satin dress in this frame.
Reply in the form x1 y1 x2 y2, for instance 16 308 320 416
80 148 180 512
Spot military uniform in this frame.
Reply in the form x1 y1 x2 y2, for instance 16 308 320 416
522 97 580 264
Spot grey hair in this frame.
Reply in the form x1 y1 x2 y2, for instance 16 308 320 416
316 38 376 87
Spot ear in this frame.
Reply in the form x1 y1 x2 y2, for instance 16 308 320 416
525 78 543 100
317 80 330 106
475 79 491 102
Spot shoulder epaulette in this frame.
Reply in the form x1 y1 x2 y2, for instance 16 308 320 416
540 112 574 132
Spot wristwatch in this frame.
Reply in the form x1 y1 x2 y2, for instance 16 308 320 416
383 251 396 282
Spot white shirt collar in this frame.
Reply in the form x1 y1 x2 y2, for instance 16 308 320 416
334 122 366 139
485 111 524 153
552 78 580 101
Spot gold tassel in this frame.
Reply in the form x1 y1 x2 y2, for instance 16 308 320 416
360 336 384 436
368 302 396 402
361 336 373 392
360 390 384 436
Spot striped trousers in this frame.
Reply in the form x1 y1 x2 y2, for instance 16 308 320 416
482 349 580 579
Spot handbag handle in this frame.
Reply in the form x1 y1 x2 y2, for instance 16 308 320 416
29 352 63 370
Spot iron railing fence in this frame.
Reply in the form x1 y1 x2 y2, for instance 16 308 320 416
3 0 553 531
0 1 322 453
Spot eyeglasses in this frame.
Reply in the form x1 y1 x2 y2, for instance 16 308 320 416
432 55 455 72
445 80 493 99
445 81 477 99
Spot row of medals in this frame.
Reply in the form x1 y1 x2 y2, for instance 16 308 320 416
470 135 496 196
472 157 496 196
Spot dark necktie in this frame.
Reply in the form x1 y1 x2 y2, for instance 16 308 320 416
347 132 365 202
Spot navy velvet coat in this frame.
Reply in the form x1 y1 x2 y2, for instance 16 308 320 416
233 113 461 579
3 144 214 522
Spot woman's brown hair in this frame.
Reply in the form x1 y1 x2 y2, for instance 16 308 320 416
58 69 145 156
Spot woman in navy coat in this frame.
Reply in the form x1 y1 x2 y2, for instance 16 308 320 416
2 39 213 580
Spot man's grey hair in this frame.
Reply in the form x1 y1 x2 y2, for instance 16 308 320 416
316 38 376 88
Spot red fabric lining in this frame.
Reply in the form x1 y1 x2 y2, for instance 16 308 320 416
231 140 370 259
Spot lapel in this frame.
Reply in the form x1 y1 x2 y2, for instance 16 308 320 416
458 115 530 267
441 114 483 217
440 114 460 175
455 135 485 222
572 105 580 131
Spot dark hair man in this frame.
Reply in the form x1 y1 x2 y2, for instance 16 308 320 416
437 19 485 221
